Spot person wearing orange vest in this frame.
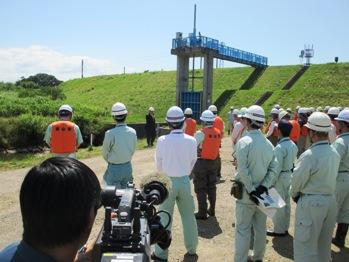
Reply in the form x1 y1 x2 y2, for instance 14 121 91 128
265 107 280 146
192 110 222 220
279 110 301 143
184 108 197 136
297 107 311 156
209 104 224 181
44 105 83 158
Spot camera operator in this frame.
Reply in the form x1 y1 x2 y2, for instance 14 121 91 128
0 157 101 262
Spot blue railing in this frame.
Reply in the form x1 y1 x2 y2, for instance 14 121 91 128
172 35 268 67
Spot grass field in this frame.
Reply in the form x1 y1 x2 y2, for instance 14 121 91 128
61 62 349 122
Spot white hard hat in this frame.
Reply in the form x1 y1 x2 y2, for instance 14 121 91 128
166 106 185 123
200 110 215 122
58 104 73 113
148 106 155 112
274 104 281 109
232 109 240 115
279 110 290 120
286 108 292 113
328 107 340 116
298 107 308 114
245 105 265 123
238 107 248 117
230 106 234 110
305 112 331 132
111 102 127 116
335 109 349 123
316 106 323 112
208 105 218 113
184 108 193 115
324 106 331 111
296 105 301 110
270 108 280 114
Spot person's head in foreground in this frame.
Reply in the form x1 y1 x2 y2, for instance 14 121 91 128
1 157 101 262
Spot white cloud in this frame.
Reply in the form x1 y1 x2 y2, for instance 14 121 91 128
0 45 119 82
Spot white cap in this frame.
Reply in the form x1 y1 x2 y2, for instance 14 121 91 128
232 109 240 115
286 108 292 113
208 105 218 113
335 109 349 123
245 105 265 123
298 107 309 114
58 104 73 113
279 110 290 120
166 106 185 123
305 112 331 132
316 106 323 112
200 110 215 122
184 108 193 115
148 106 155 112
328 107 340 116
111 102 127 116
271 108 280 114
274 104 281 109
238 107 248 117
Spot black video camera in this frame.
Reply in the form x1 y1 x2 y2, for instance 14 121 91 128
93 181 172 262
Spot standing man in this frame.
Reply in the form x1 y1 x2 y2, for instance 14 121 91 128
267 119 298 237
102 102 137 188
227 106 236 135
209 104 224 180
297 107 310 156
145 106 156 147
193 110 222 219
265 107 280 146
290 112 340 262
233 105 277 262
184 108 197 136
332 109 349 247
44 104 83 158
152 106 198 261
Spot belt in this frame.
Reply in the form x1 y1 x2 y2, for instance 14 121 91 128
108 161 130 166
339 170 349 173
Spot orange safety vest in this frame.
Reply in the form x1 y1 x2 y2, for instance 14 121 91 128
213 116 224 137
50 121 77 154
200 127 221 160
289 120 300 142
266 121 279 138
184 118 197 136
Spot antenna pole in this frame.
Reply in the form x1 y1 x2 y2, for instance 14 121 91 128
193 4 197 37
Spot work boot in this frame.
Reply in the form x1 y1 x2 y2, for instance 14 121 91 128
332 223 349 248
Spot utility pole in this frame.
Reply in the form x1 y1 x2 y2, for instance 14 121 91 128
123 66 126 74
193 4 197 37
81 59 84 78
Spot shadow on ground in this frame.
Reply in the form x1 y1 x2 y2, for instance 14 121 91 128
197 216 223 239
270 234 294 260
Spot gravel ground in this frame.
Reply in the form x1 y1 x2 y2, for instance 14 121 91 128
0 137 348 261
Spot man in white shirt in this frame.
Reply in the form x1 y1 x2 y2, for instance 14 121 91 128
152 106 198 262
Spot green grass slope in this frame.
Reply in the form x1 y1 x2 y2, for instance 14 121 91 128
61 63 349 123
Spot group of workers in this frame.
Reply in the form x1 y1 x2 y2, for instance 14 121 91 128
3 101 348 262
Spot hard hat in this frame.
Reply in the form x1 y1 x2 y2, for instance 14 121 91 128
58 104 73 113
298 107 308 114
279 110 290 120
309 107 315 112
165 106 185 123
184 108 193 115
238 107 248 117
232 109 240 115
324 106 331 111
286 108 292 113
148 106 155 112
274 104 281 109
316 106 323 112
335 109 349 123
338 106 343 111
296 105 301 110
305 112 331 132
270 108 280 115
208 105 217 113
328 107 340 116
111 102 127 116
245 105 265 123
200 110 215 122
230 106 234 110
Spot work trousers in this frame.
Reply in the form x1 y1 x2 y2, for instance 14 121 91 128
154 176 198 259
192 158 218 216
234 190 267 262
272 172 291 233
294 194 337 262
145 129 156 146
103 162 133 189
335 173 349 223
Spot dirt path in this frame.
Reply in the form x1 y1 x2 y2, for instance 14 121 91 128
0 138 348 261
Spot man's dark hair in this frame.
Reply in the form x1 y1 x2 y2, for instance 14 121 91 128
20 157 101 248
168 121 184 130
113 114 127 123
246 118 263 129
58 110 72 118
278 120 292 137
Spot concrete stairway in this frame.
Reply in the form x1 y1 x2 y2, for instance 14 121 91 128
240 67 266 90
282 65 309 90
255 91 273 106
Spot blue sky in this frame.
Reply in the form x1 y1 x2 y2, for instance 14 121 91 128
0 0 348 81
